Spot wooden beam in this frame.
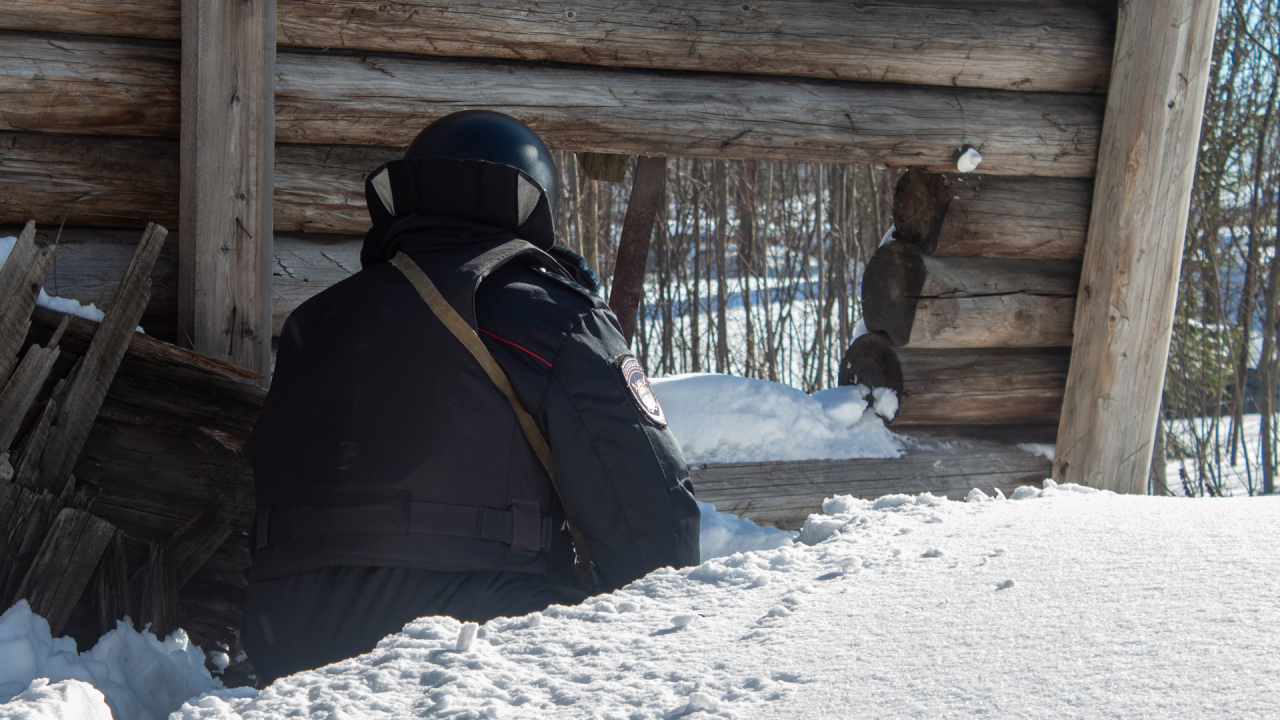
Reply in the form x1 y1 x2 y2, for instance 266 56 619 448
838 332 1070 425
608 156 666 345
0 32 180 138
861 241 1079 348
1054 0 1219 493
691 430 1050 530
0 136 380 235
892 170 1093 259
179 0 276 378
0 0 1116 94
279 50 1105 176
0 32 1104 174
0 133 180 229
35 224 167 492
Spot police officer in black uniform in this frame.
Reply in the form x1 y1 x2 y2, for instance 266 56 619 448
240 110 700 683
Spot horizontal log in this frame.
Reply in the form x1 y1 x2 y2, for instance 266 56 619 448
862 241 1079 348
0 32 1104 173
0 133 180 229
6 227 364 341
1 135 382 235
0 31 180 138
0 1 1117 94
276 50 1104 175
838 331 1069 425
892 170 1093 259
690 430 1050 530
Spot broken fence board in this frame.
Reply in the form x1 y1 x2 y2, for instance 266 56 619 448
35 223 167 492
0 316 68 451
0 222 55 383
14 507 115 636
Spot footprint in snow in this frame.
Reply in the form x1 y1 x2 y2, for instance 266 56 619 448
921 548 944 558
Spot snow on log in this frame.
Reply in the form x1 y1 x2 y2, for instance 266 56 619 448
891 169 1093 259
861 241 1079 349
838 331 1069 426
0 0 1116 93
0 32 1103 174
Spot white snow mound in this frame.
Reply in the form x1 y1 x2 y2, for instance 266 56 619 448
651 373 901 464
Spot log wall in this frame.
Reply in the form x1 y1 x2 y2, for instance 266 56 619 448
0 0 1149 662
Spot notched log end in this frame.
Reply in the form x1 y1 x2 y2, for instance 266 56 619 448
891 169 951 253
838 332 903 393
861 242 926 348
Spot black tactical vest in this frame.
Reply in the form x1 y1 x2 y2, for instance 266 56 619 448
246 236 577 582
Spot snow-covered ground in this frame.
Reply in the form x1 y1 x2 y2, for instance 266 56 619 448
5 488 1278 719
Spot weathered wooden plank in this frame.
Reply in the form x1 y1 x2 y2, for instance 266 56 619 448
838 332 1070 425
690 435 1050 529
0 139 381 235
0 32 180 138
28 305 265 439
0 0 1117 94
128 504 232 636
0 222 56 382
892 170 1094 259
95 530 131 635
179 0 276 379
274 50 1102 176
14 507 115 635
0 133 180 229
0 32 1104 174
23 307 260 653
862 241 1079 348
11 378 64 489
35 224 167 492
0 317 67 450
0 484 44 593
1055 0 1219 493
0 0 180 41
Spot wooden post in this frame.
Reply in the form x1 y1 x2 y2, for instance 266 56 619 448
1054 0 1219 493
179 0 275 382
608 156 667 345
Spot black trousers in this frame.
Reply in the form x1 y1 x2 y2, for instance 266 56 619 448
240 566 588 684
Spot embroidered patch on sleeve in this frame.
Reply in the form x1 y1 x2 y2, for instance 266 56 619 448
617 355 667 428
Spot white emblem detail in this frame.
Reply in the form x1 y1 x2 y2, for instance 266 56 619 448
372 168 396 216
516 174 541 225
620 356 666 427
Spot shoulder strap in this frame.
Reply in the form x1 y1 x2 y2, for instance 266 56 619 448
390 252 595 580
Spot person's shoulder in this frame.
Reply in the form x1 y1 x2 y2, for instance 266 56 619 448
480 253 605 318
280 261 404 335
475 253 607 359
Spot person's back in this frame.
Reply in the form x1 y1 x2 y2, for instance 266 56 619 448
241 111 699 683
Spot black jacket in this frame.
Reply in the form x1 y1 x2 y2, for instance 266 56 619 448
247 158 700 592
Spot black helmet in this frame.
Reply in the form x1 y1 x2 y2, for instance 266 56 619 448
405 110 557 212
